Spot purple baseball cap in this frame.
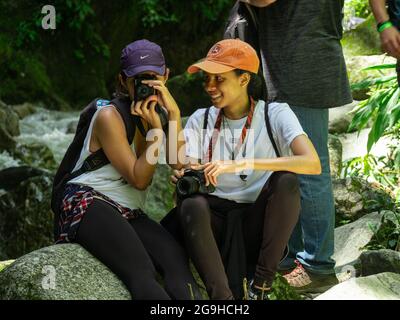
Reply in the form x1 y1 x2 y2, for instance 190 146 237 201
120 39 166 78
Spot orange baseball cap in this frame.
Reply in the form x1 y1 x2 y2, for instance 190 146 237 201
187 39 259 74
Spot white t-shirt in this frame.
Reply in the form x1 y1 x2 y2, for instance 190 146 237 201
184 100 306 203
68 105 148 210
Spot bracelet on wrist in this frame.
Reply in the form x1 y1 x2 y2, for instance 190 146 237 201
377 20 394 33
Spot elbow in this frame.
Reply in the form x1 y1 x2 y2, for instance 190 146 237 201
130 179 150 191
310 158 322 175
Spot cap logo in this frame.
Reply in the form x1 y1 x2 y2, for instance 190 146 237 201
140 55 150 59
210 44 221 55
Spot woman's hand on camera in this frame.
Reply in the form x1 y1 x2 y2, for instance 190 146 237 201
203 160 237 186
141 79 180 118
131 95 162 129
170 168 185 184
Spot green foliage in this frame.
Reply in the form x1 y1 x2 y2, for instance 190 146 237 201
345 62 400 251
267 274 302 300
138 0 232 27
344 0 371 18
364 211 400 251
349 64 400 153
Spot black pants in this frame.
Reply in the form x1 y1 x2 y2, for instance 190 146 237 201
178 171 300 299
75 199 201 300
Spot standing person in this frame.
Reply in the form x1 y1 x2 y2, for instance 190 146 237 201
52 39 201 300
167 38 321 299
237 0 353 292
370 0 400 84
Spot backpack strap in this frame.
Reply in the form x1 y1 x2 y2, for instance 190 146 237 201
70 97 140 177
264 103 281 157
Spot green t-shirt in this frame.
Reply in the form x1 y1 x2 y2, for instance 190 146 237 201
258 0 352 108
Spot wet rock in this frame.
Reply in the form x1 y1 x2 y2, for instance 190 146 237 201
11 102 37 119
0 100 20 152
0 171 54 260
0 244 130 300
360 249 400 277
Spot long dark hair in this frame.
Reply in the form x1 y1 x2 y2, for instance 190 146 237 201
114 72 129 97
234 69 267 101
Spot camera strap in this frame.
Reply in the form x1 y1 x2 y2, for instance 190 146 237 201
204 97 255 163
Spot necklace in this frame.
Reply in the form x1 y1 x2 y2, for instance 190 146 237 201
205 97 256 181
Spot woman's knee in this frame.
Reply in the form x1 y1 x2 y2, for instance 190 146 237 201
267 171 300 194
179 195 210 225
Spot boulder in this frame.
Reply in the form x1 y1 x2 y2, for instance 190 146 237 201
0 260 14 272
338 128 393 162
0 100 20 152
0 171 54 260
341 14 381 59
329 101 358 134
333 212 382 271
333 178 392 222
345 55 397 100
11 102 37 119
0 244 131 300
145 163 175 222
328 134 342 178
11 142 58 172
360 249 400 277
315 272 400 300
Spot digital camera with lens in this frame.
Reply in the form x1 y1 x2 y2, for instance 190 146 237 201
133 73 168 128
176 169 216 199
133 74 156 101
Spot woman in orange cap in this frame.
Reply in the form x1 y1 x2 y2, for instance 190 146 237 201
165 38 321 300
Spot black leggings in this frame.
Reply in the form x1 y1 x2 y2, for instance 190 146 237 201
178 171 300 299
75 199 201 300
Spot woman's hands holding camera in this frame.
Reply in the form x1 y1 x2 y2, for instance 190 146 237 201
141 79 181 119
131 95 162 129
170 161 244 187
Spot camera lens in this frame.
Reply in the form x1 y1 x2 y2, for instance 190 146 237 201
176 176 200 197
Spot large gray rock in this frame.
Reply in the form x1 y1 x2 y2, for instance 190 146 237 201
333 212 382 271
315 272 400 300
0 171 54 260
0 244 131 300
329 102 358 134
360 249 400 277
338 129 393 162
333 178 393 221
342 15 381 59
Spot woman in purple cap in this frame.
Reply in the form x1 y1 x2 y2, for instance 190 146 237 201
54 39 201 300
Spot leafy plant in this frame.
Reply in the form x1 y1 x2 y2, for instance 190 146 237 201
344 63 400 251
344 0 371 18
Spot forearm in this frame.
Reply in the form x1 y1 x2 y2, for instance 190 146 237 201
370 0 390 23
166 110 185 170
132 138 161 189
241 155 321 175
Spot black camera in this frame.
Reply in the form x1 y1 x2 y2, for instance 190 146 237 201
134 74 156 101
176 169 216 199
133 73 168 129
